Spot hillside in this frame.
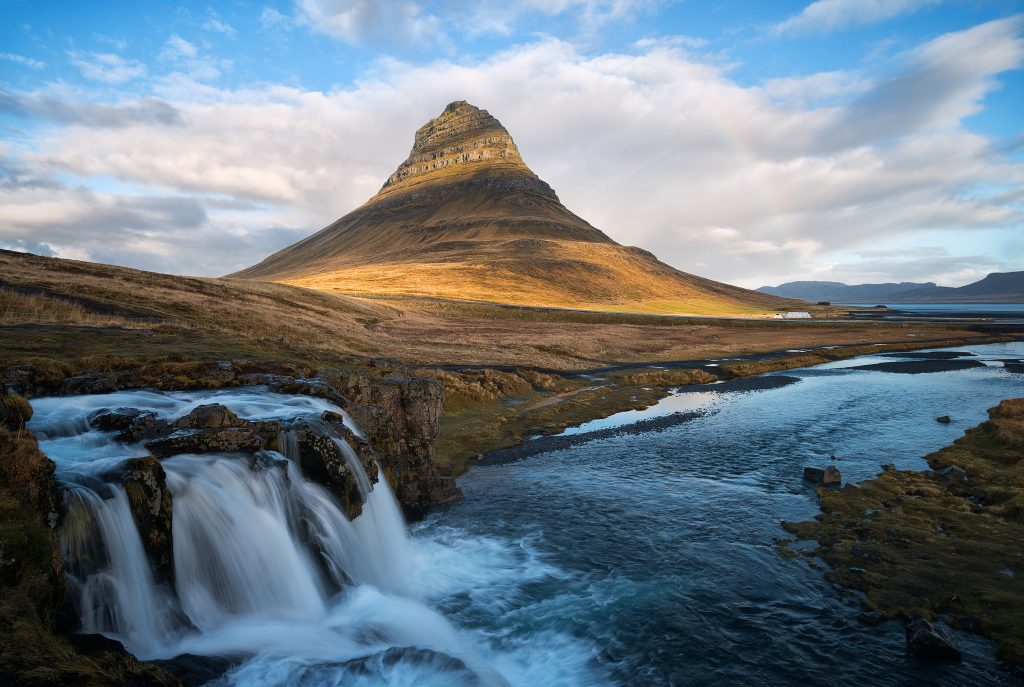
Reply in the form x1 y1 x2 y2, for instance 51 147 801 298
233 101 788 316
759 271 1024 304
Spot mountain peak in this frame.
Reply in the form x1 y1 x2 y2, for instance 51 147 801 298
376 100 535 199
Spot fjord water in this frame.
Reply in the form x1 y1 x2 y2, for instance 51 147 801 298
29 341 1024 686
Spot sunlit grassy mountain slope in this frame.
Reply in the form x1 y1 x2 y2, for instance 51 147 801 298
232 101 789 316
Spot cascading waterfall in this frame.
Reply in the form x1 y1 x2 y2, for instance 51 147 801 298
30 388 520 686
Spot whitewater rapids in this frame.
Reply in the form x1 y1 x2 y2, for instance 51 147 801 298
29 388 607 687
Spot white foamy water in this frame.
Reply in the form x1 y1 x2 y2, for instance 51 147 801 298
33 389 606 687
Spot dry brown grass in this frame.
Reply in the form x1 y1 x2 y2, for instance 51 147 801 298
0 289 144 328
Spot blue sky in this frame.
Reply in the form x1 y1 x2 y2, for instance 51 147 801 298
1 0 1022 287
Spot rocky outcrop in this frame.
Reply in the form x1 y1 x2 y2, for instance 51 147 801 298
121 457 174 586
285 414 379 520
0 390 181 685
320 370 462 517
378 100 546 198
906 619 961 661
145 429 265 458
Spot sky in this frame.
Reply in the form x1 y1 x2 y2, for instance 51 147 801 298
1 0 1022 289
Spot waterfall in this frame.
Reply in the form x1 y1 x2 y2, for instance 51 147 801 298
31 389 510 685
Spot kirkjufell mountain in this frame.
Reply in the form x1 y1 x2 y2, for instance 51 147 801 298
233 101 787 315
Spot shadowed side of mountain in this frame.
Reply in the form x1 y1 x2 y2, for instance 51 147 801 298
233 101 790 316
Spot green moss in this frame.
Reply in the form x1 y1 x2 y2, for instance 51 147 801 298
783 398 1024 664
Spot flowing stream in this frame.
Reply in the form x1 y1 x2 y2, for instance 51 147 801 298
28 341 1024 686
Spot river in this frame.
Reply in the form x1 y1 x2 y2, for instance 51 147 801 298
27 341 1024 686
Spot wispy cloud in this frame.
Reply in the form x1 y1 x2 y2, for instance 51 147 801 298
772 0 943 36
68 51 147 84
203 11 236 36
0 51 46 70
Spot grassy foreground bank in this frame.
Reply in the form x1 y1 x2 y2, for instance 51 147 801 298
783 398 1024 664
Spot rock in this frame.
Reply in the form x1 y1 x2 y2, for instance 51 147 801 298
935 465 967 484
803 465 841 485
121 457 174 585
145 428 264 458
0 364 37 395
937 415 952 424
880 463 896 472
287 418 378 520
172 403 244 429
88 407 145 432
343 376 462 518
119 412 171 443
58 372 118 395
906 618 961 661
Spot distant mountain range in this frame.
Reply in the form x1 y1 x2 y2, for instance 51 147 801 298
757 272 1024 304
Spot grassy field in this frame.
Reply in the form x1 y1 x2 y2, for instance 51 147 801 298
1 248 1008 475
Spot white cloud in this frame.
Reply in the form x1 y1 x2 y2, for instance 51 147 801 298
0 51 46 70
203 14 237 37
259 7 292 30
297 0 442 47
1 17 1021 285
158 35 230 82
773 0 943 36
68 51 147 84
296 0 660 46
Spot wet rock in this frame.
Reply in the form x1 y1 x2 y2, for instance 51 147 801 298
906 618 961 661
119 412 171 443
936 415 952 424
172 403 244 429
935 465 967 484
880 464 896 472
287 419 377 520
145 428 264 458
120 457 174 585
88 407 145 432
803 465 841 485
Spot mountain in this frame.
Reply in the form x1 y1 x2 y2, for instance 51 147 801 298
758 272 1024 303
233 101 788 316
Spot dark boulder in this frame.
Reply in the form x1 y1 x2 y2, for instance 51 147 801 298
121 457 174 585
88 407 145 432
936 415 952 424
172 404 244 429
906 618 961 661
119 412 171 443
803 465 841 485
145 429 264 458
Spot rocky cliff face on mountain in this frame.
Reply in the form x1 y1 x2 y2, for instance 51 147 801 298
233 101 787 316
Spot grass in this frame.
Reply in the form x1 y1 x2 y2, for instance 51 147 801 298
782 398 1024 663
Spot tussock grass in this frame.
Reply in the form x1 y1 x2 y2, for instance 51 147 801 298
784 398 1024 663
